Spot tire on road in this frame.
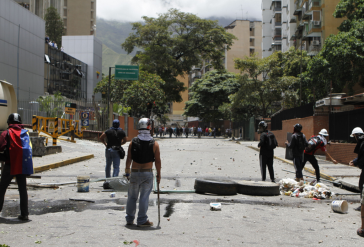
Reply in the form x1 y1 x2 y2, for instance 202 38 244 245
236 180 280 196
194 178 237 195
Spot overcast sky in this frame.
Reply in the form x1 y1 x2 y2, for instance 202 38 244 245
97 0 262 22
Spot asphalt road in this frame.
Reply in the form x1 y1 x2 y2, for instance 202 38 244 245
0 137 363 246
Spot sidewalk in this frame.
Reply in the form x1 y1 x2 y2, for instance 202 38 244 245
240 141 362 192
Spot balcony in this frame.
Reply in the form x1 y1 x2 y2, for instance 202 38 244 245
290 16 297 23
309 20 322 31
308 42 321 56
309 0 321 10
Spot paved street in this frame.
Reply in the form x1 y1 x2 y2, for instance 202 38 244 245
0 137 363 246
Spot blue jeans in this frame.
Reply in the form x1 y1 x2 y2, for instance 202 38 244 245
125 171 153 225
105 148 120 178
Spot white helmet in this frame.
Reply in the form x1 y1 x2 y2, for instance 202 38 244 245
319 129 329 136
350 127 364 137
137 118 151 130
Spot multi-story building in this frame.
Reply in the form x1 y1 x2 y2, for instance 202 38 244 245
14 0 97 36
270 1 282 53
0 0 45 100
262 0 273 58
291 0 343 56
282 0 296 52
224 20 263 73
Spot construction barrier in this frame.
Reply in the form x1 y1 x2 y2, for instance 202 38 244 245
32 115 85 146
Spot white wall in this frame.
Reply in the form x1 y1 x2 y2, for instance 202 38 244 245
262 0 273 58
282 0 295 52
0 0 45 101
62 35 102 100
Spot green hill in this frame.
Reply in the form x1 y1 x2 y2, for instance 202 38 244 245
102 44 132 75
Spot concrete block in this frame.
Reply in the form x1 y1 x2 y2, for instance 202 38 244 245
45 146 62 155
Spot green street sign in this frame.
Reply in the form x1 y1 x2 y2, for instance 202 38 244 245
115 65 139 80
65 102 76 108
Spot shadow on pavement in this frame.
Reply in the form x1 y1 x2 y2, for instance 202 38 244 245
0 217 32 224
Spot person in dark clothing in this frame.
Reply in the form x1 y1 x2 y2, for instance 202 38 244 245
168 127 173 138
349 127 364 212
285 123 308 182
257 121 278 182
0 113 33 221
100 119 127 177
302 129 337 183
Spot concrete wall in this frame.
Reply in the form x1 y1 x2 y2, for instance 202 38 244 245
0 0 45 100
62 35 102 100
322 0 344 42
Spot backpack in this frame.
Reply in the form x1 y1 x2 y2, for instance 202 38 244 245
266 131 277 149
296 134 305 153
305 136 323 153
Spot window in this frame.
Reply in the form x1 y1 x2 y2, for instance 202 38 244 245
91 11 93 19
313 11 321 21
250 49 255 57
250 38 255 46
64 0 67 7
64 9 67 16
250 28 255 36
64 18 67 27
91 2 94 9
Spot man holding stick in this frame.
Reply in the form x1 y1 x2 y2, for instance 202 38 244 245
125 118 161 227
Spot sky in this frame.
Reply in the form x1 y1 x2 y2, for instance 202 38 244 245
97 0 262 22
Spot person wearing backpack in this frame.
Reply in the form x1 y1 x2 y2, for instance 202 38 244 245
302 129 337 183
257 121 278 183
285 123 308 182
100 119 127 178
0 113 33 221
349 127 364 212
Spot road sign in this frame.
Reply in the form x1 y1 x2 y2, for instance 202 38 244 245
115 65 139 80
81 112 89 120
65 107 76 115
82 119 89 126
48 120 55 133
65 102 77 108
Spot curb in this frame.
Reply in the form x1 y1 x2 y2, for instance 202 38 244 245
34 154 94 173
246 146 337 181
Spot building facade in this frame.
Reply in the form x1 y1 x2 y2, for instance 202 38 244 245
15 0 97 36
262 0 273 58
62 36 102 100
224 20 263 73
44 43 88 100
291 0 343 55
0 0 45 100
282 0 295 52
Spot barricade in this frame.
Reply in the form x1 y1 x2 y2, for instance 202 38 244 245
32 115 85 146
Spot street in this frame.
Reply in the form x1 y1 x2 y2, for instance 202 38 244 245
0 137 363 246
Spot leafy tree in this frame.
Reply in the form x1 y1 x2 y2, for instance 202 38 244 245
94 74 132 103
333 0 364 32
232 53 300 118
122 9 236 103
122 72 166 117
44 7 64 47
37 92 65 117
113 103 130 116
184 70 240 123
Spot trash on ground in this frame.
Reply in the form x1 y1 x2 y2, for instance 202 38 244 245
110 192 116 198
210 203 222 211
331 200 348 214
279 178 333 199
108 178 130 192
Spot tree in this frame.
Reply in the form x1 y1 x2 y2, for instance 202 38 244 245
232 53 300 118
44 7 64 47
184 70 240 123
122 9 236 103
37 92 65 117
303 1 364 96
122 72 167 117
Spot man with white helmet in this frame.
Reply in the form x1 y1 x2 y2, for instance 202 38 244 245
302 129 337 183
349 127 364 212
124 118 161 227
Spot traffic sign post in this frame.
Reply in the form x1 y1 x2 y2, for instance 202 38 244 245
65 102 77 115
81 112 90 127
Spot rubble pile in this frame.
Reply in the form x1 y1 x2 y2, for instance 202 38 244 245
279 178 333 199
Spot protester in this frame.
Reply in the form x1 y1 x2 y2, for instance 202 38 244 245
159 126 163 138
358 188 364 237
100 119 126 178
0 113 33 221
198 126 202 138
349 127 364 211
285 123 308 182
125 118 161 227
302 129 337 183
213 127 216 138
168 127 173 138
257 121 278 183
193 127 197 136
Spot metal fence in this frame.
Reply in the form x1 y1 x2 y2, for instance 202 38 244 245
329 108 364 142
271 103 314 130
18 98 109 131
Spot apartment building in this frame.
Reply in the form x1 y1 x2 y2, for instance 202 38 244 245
14 0 97 36
291 0 343 56
282 0 296 52
224 20 263 73
262 0 273 58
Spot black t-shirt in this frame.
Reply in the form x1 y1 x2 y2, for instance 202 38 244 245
105 128 126 148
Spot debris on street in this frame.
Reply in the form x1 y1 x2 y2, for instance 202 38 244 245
279 178 333 199
210 203 222 211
